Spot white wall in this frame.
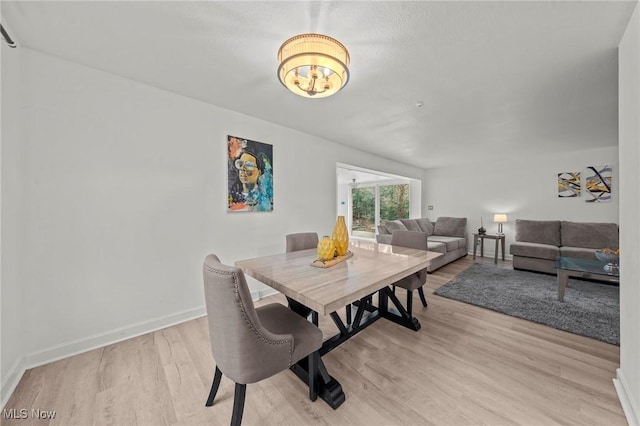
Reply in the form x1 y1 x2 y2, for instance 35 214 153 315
0 47 424 404
1 41 25 406
617 3 640 424
423 147 619 256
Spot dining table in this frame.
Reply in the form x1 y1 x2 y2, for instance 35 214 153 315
235 239 442 409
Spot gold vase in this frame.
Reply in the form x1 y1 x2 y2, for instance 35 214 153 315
332 215 349 256
317 236 336 261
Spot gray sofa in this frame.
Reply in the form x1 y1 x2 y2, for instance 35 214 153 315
509 219 619 274
376 217 468 272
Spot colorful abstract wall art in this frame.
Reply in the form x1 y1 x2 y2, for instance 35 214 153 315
585 165 612 203
227 135 273 212
558 172 581 197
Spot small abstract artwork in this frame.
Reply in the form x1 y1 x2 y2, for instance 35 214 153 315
585 165 612 203
227 135 273 212
558 172 581 198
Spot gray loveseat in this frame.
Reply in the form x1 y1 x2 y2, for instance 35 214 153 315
376 217 468 272
509 219 619 274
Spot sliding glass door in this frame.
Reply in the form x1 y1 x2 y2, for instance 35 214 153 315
351 186 376 238
379 183 410 223
351 183 409 239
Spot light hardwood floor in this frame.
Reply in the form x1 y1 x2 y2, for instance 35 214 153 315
3 256 625 425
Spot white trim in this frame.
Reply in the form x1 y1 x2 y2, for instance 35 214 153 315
614 368 640 426
2 306 206 407
23 306 206 372
1 357 27 409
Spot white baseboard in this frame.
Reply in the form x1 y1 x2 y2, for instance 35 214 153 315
3 294 289 407
23 306 207 370
614 368 640 426
0 305 207 409
1 357 27 409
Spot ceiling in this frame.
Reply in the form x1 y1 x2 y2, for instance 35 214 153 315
2 1 636 169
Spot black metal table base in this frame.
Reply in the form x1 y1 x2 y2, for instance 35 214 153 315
287 286 421 409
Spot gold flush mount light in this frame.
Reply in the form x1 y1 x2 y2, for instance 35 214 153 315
277 33 350 98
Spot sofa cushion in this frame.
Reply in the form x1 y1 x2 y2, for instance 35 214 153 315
384 220 407 233
560 221 618 249
433 217 467 238
515 219 561 246
427 241 447 254
377 224 389 235
561 246 598 261
415 217 434 235
376 234 392 245
510 241 559 260
399 219 422 232
428 235 463 251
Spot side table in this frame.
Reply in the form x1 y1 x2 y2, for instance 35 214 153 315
473 233 506 264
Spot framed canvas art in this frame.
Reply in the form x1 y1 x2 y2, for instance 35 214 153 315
585 165 612 203
558 171 581 197
227 135 273 212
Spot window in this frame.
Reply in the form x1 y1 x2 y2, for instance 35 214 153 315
351 183 410 239
379 184 410 223
351 187 375 238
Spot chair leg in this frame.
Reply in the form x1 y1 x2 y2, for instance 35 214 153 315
406 290 413 316
231 383 246 426
345 304 352 325
205 366 223 406
418 287 428 307
308 351 319 401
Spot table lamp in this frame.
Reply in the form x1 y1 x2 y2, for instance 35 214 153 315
494 214 507 235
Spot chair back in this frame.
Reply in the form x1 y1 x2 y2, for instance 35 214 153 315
390 230 428 283
286 232 319 253
202 254 292 384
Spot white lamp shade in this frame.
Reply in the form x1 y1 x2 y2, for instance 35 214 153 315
493 214 508 223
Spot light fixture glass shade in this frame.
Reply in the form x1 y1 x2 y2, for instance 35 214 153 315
277 33 350 98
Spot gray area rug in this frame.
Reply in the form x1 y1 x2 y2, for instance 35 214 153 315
434 263 619 345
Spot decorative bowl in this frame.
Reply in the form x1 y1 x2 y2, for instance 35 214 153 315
595 250 619 265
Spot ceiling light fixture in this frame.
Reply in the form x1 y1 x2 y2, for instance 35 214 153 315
277 33 350 98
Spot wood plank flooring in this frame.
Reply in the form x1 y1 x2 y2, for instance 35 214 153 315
2 256 626 425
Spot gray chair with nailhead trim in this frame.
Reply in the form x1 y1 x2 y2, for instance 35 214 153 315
202 254 322 426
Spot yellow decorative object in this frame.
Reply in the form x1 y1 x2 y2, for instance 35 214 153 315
332 215 349 256
317 236 336 261
311 250 353 268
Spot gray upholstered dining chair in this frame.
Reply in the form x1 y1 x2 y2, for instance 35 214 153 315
202 254 323 426
285 232 355 326
285 232 319 253
390 230 430 316
284 232 320 322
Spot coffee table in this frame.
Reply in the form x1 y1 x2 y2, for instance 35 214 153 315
555 257 620 302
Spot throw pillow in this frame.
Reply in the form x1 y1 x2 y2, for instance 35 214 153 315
399 219 422 232
384 220 407 233
415 217 434 235
377 224 389 235
433 217 467 237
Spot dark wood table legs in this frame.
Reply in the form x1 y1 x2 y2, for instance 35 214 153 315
288 288 421 409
